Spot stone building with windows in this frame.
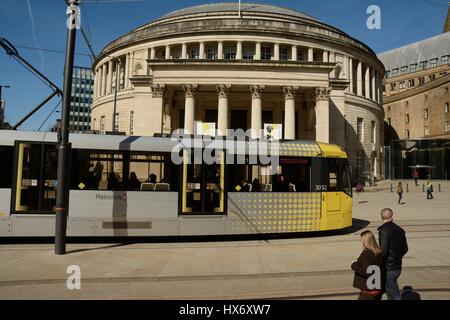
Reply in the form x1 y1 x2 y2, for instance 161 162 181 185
379 27 450 142
91 2 385 181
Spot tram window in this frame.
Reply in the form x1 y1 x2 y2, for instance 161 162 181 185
227 158 312 193
342 163 352 196
71 150 124 191
71 150 177 191
278 158 311 192
13 143 58 213
129 152 178 191
0 146 13 188
328 159 339 191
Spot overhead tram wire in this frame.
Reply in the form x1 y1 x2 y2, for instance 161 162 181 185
37 99 63 131
14 45 91 57
0 38 61 93
80 1 94 48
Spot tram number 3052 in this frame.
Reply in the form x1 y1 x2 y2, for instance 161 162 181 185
314 185 328 191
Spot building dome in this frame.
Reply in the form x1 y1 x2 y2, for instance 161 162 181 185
92 2 385 181
156 2 321 23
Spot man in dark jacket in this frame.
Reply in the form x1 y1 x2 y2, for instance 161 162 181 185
378 208 409 300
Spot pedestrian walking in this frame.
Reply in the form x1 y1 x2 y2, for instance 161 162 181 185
396 182 403 204
413 171 419 187
355 182 364 203
426 180 434 200
378 208 409 300
351 231 385 300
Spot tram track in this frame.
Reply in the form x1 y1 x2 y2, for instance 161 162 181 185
0 265 449 287
1 230 450 251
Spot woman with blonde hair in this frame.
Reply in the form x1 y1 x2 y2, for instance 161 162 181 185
351 230 385 300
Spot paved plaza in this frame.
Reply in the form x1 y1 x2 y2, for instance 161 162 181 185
0 182 449 300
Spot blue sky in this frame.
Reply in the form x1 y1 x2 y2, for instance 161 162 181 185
0 0 448 131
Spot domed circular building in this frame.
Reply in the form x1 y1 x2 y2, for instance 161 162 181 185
92 2 385 180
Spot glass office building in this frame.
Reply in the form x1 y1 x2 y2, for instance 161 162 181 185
70 66 93 133
384 139 450 180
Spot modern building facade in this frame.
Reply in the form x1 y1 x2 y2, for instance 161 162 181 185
385 139 450 180
91 2 385 181
70 66 93 133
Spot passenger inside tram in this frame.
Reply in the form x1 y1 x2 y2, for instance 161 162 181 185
251 178 261 192
107 172 120 190
128 172 141 191
147 174 157 184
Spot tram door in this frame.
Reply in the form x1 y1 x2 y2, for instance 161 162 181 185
181 149 225 214
13 143 58 214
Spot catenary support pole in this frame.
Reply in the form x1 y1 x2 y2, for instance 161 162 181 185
55 0 79 255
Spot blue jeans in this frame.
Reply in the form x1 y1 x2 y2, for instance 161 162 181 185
386 270 402 300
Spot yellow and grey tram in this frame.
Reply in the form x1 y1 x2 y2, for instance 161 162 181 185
0 130 352 237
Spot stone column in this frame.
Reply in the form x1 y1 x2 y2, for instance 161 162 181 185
249 85 265 139
150 47 156 60
150 84 166 134
348 57 353 93
323 51 329 63
274 43 280 61
101 64 107 96
365 65 371 99
315 87 331 143
357 61 363 96
218 41 224 59
199 42 205 59
183 84 198 135
376 72 381 103
255 42 261 60
216 85 231 136
371 68 376 101
283 86 298 140
308 48 314 62
165 45 171 59
93 69 99 99
329 51 336 63
181 43 187 59
236 41 243 60
107 60 113 94
330 82 348 148
124 54 129 89
291 45 297 61
97 68 102 97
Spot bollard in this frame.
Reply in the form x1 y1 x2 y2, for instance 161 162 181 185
391 184 393 193
406 183 409 193
422 184 425 193
439 184 441 193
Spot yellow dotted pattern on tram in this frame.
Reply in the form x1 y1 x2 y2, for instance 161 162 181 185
232 142 322 158
227 193 322 234
272 143 322 157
